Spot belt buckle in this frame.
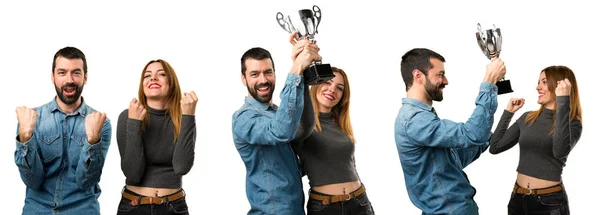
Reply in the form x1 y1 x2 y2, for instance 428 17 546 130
345 194 352 201
525 188 532 195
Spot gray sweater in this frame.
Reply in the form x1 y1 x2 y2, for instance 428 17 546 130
293 112 360 187
117 107 196 188
490 96 582 181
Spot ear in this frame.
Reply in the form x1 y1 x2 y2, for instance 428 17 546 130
84 73 88 85
412 69 423 84
51 71 55 83
241 74 247 86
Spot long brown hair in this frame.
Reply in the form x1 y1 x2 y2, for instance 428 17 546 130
138 59 183 141
310 67 355 143
525 65 582 133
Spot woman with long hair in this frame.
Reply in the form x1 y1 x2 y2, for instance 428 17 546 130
293 67 375 215
116 59 198 215
490 65 582 214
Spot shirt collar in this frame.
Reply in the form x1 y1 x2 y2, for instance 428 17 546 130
244 96 277 111
402 97 435 113
49 96 89 116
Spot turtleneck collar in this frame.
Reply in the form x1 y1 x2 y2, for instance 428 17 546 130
541 107 554 119
147 105 168 116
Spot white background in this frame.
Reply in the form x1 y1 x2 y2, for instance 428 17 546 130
1 1 598 214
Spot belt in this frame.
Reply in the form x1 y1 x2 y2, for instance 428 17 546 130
309 185 366 205
513 183 564 195
122 189 185 206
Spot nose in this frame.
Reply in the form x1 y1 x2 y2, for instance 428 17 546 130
328 84 336 92
536 83 541 91
65 73 74 83
151 74 158 81
258 73 268 84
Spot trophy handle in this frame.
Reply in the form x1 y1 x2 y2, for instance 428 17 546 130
312 5 321 34
276 12 293 33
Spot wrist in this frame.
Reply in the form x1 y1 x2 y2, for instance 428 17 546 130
87 136 100 145
291 64 303 75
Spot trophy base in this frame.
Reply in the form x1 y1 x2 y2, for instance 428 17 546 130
304 62 334 85
496 79 513 95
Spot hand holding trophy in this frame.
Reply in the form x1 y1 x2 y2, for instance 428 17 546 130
276 5 334 85
476 23 513 94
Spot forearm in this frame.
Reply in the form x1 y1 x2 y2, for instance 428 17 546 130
465 82 498 141
120 119 146 183
489 110 519 154
173 115 196 175
14 135 44 189
293 87 315 141
553 96 582 158
76 121 111 190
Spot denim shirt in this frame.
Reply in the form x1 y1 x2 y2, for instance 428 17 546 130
232 73 305 215
14 98 112 215
394 83 497 215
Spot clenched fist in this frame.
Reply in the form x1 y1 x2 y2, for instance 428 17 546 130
506 98 525 113
555 78 572 97
85 112 106 144
16 106 38 143
181 91 198 115
484 58 507 84
128 98 146 120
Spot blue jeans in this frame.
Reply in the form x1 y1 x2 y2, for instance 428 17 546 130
508 184 569 215
116 188 189 215
307 186 374 215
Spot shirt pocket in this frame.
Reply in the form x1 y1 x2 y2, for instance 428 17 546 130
36 132 61 163
68 133 86 170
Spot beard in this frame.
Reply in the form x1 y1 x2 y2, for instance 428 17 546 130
54 82 84 105
425 78 445 102
247 81 274 104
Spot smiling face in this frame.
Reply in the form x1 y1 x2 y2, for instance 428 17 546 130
316 71 345 113
52 56 86 106
536 71 555 109
241 58 275 104
143 62 170 101
423 58 447 102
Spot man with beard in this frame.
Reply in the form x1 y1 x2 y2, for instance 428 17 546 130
394 48 506 214
232 35 321 215
14 47 111 215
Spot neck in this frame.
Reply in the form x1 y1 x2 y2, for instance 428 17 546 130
147 99 167 110
55 96 82 114
318 105 332 113
544 102 556 110
407 86 432 106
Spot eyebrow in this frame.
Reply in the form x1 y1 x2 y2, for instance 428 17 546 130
145 69 165 73
57 68 82 72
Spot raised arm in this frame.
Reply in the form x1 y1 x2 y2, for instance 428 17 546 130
14 107 45 189
116 103 147 184
404 82 498 148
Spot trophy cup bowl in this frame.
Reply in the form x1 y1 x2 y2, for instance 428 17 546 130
476 23 513 94
276 5 334 85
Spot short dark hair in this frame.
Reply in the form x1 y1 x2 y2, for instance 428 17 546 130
400 48 445 91
52 46 87 74
241 47 274 76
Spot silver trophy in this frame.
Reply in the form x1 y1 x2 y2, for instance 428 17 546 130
476 23 513 94
276 5 334 85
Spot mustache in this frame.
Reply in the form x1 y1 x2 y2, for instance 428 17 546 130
255 82 273 90
61 83 78 90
